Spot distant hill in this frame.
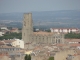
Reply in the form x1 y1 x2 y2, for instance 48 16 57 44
0 10 80 28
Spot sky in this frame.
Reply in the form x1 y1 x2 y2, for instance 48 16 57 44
0 0 80 13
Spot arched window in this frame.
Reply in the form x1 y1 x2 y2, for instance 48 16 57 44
58 39 60 43
56 39 57 43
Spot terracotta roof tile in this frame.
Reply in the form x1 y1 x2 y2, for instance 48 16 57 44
3 40 15 43
0 41 5 45
0 45 21 48
70 43 80 47
56 44 66 47
65 39 80 42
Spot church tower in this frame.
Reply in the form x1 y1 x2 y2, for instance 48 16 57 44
22 13 33 44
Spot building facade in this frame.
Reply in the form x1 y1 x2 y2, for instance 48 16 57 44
0 27 8 30
1 39 24 48
10 28 20 33
22 13 64 48
50 28 79 33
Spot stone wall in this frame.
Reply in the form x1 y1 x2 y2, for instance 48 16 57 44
54 50 79 60
30 33 64 44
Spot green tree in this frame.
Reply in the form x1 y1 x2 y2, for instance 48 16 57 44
0 32 22 40
65 32 80 39
48 57 54 60
28 54 31 60
25 54 28 60
24 54 31 60
45 29 51 32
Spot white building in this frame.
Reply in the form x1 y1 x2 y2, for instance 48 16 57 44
2 39 24 48
12 39 24 49
50 28 79 33
0 27 8 30
0 32 5 36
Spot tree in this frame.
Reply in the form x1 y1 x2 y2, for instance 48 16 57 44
48 57 54 60
28 54 31 60
65 32 80 39
25 54 28 60
24 54 31 60
0 32 22 40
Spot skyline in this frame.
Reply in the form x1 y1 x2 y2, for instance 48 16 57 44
0 0 80 13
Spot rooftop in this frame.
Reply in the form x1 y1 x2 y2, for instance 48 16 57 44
33 31 53 35
2 40 15 43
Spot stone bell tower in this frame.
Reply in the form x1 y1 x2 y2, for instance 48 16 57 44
22 13 33 45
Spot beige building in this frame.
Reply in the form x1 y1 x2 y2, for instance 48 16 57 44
54 50 79 60
22 13 64 48
10 28 20 33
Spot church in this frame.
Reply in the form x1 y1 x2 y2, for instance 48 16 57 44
22 13 64 46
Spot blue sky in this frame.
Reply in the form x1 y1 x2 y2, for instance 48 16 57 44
0 0 80 13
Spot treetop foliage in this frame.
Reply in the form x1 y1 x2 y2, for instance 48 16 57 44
0 33 22 40
65 32 80 39
25 54 31 60
48 57 54 60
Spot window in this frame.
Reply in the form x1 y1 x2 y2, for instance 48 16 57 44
56 39 57 43
13 49 14 51
58 39 60 43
